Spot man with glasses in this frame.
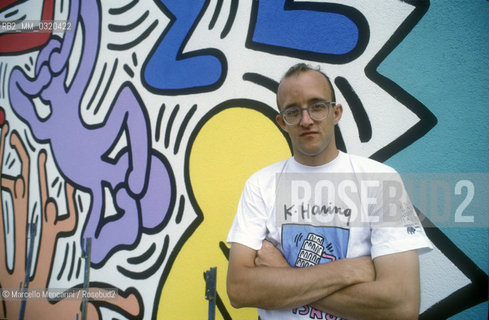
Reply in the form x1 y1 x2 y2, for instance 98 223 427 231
226 63 432 319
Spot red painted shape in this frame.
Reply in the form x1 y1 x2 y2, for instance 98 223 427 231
0 0 21 11
0 0 55 54
0 107 5 126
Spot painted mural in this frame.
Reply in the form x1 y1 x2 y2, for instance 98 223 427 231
0 0 487 319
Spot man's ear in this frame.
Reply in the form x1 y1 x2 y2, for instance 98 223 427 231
333 103 343 125
276 114 287 131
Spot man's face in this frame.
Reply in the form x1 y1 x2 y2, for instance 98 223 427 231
276 70 342 165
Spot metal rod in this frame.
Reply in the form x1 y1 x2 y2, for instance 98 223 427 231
18 221 37 320
81 238 91 320
204 267 217 320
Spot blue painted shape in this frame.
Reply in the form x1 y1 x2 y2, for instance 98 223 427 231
144 0 223 92
252 1 359 55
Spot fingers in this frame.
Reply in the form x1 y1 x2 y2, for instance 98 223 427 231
256 240 289 268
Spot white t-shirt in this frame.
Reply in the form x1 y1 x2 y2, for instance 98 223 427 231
227 151 432 320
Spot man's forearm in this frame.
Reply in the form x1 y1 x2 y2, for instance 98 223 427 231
229 260 367 309
227 243 374 310
311 251 421 320
311 280 419 320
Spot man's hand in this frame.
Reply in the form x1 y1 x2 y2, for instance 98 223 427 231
342 255 376 285
255 240 289 268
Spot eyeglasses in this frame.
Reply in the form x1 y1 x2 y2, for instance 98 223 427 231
280 101 335 126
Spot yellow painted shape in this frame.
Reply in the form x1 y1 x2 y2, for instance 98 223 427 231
157 106 290 319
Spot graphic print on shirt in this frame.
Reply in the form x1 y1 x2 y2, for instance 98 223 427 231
399 201 423 235
281 224 349 269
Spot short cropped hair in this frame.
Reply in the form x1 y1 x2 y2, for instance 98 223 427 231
277 63 336 109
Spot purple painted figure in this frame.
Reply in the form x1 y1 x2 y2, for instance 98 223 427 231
8 0 174 266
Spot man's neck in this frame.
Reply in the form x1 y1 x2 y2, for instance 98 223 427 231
294 149 340 167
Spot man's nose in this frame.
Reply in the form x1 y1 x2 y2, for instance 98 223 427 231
300 108 314 126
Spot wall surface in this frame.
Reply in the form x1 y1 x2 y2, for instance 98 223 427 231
0 0 487 319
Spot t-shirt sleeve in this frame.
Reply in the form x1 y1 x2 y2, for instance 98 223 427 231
369 172 433 259
227 178 269 250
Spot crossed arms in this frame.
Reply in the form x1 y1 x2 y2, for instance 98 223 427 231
226 241 420 320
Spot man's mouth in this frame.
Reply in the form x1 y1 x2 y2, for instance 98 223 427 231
300 131 318 137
